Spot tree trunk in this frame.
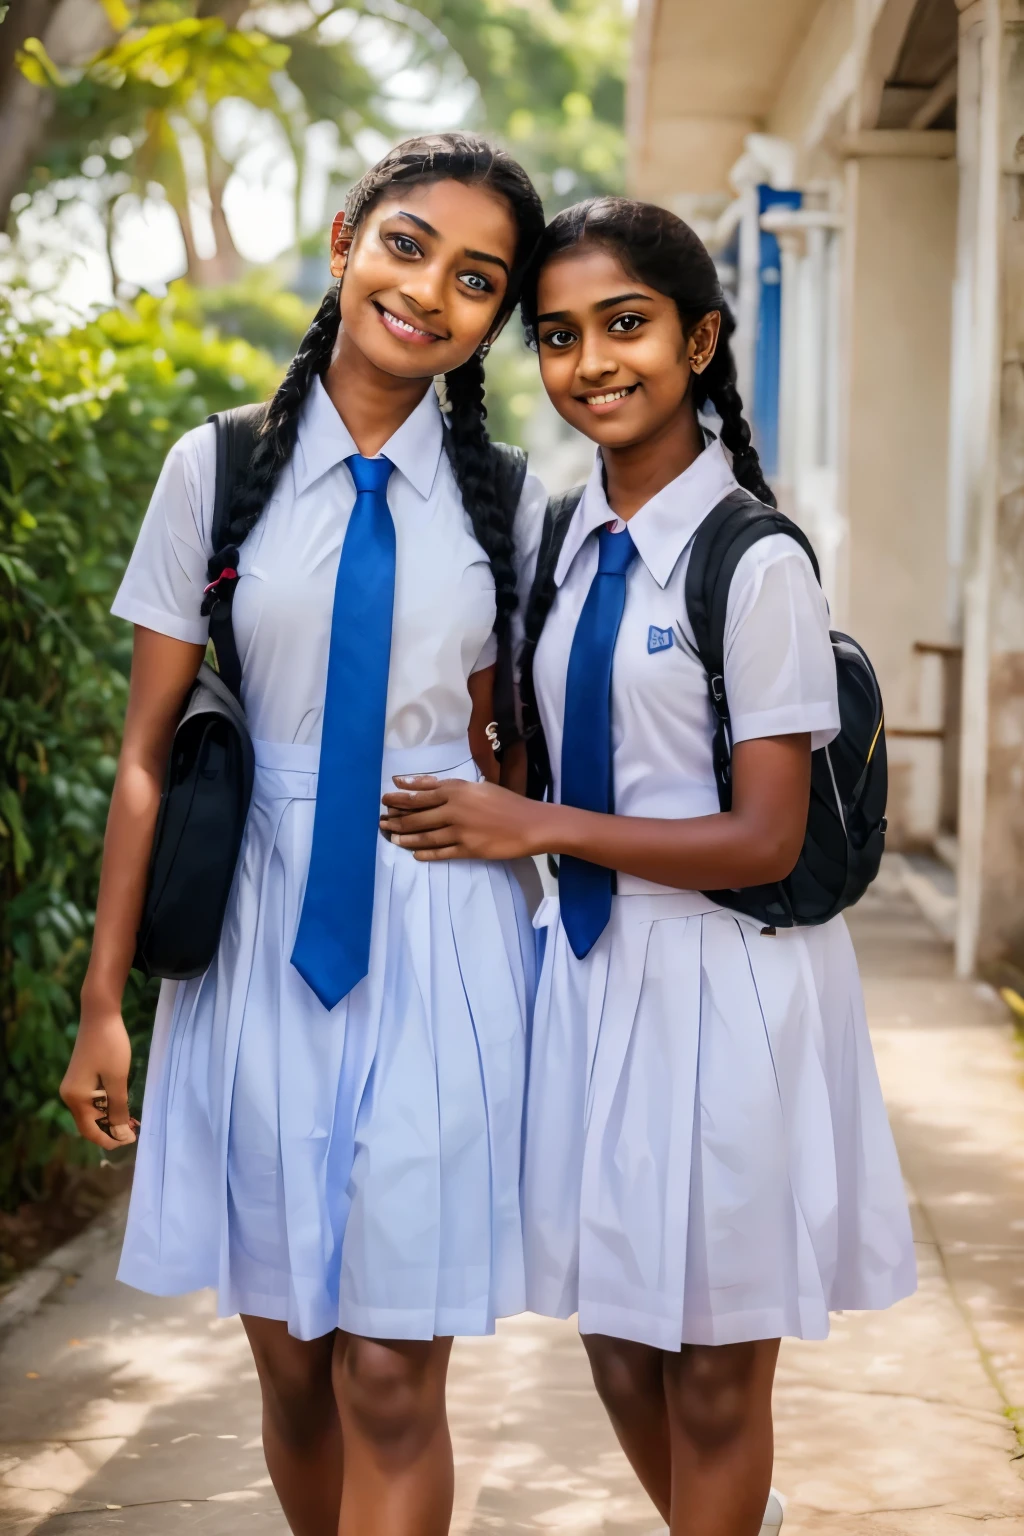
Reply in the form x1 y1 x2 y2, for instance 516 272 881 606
0 0 114 226
203 132 244 285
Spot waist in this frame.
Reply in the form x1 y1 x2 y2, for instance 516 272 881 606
252 735 474 801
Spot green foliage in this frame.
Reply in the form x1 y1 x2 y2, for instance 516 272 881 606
0 288 278 1208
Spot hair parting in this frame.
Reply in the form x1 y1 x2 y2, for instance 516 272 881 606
222 132 545 628
520 195 776 509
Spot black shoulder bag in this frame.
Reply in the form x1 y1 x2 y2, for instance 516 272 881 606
132 404 265 979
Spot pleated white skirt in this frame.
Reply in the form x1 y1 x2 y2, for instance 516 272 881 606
522 892 916 1351
118 737 535 1342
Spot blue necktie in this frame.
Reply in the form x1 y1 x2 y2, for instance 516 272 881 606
291 454 396 1010
559 524 638 960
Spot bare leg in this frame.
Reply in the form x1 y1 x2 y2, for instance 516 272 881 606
332 1333 454 1536
663 1339 780 1536
241 1316 343 1536
582 1333 672 1522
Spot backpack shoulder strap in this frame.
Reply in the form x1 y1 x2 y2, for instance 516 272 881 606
521 484 585 798
684 490 821 808
203 402 267 700
209 402 267 555
685 491 820 678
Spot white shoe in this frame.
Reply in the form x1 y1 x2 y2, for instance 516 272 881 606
761 1488 785 1533
648 1488 784 1535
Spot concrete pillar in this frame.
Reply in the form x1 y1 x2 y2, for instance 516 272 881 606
956 0 1024 974
839 138 959 847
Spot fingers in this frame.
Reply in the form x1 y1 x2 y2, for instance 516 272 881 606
63 1075 136 1150
381 787 448 812
380 806 456 836
103 1073 137 1145
388 826 462 851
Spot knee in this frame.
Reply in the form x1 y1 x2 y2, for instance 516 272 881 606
669 1345 758 1455
336 1339 442 1454
584 1335 660 1421
248 1337 336 1452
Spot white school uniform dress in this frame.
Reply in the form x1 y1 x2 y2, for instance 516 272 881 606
521 439 916 1351
112 378 546 1342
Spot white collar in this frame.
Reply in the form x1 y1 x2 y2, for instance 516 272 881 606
293 375 444 500
553 438 740 591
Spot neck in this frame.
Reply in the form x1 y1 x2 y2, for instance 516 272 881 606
323 326 433 457
602 404 704 521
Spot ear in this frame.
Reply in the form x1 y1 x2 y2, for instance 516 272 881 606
330 211 354 280
688 310 722 376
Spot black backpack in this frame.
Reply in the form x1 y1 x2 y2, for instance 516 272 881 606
133 409 528 979
521 486 887 929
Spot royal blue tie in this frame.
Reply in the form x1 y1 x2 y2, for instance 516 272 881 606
559 524 638 960
291 454 396 1010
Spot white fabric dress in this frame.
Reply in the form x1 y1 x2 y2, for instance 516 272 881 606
520 441 916 1351
113 379 546 1342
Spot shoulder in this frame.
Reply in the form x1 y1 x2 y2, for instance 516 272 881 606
150 421 218 541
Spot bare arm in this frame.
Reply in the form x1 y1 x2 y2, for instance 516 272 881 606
60 627 205 1148
467 663 500 784
381 734 811 892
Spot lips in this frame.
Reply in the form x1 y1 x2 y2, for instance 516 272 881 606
373 301 443 345
577 383 640 414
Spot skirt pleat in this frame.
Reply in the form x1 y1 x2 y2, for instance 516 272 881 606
522 894 916 1351
118 740 533 1342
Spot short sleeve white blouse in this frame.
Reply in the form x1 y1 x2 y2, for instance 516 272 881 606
112 378 548 751
529 439 840 896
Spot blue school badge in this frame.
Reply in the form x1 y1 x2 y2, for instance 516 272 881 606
647 624 675 654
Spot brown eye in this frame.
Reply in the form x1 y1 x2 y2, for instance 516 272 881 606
460 272 492 293
390 234 421 257
543 329 577 349
608 313 645 334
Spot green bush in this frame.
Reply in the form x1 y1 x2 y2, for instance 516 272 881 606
0 289 281 1208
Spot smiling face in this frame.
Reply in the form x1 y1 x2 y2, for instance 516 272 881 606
331 178 518 381
534 242 721 451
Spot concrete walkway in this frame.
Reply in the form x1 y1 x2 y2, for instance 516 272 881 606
2 864 1023 1534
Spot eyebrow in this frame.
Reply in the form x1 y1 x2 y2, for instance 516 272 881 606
393 211 509 279
465 248 510 277
536 292 653 323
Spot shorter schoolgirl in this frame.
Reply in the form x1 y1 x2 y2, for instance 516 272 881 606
381 198 917 1536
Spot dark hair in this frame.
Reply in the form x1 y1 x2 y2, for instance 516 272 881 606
220 133 545 625
521 195 776 508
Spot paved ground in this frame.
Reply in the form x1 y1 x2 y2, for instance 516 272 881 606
2 862 1023 1534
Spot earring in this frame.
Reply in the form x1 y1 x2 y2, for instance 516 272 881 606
477 340 492 360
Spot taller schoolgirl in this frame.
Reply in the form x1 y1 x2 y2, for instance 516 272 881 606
382 198 917 1536
60 134 547 1536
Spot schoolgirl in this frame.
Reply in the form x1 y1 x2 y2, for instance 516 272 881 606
60 134 547 1536
381 197 917 1536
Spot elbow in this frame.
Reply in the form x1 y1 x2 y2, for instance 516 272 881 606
745 821 805 886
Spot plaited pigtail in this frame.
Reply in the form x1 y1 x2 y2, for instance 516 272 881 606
693 307 777 509
224 286 341 546
443 352 518 627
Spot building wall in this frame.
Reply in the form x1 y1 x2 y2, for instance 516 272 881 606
841 150 959 844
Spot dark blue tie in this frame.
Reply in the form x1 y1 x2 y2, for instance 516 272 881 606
559 524 638 959
291 454 396 1010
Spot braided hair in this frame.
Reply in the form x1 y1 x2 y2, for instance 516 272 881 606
220 132 545 628
521 196 776 509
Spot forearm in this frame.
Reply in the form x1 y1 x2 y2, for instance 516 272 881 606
525 801 800 891
81 755 165 1011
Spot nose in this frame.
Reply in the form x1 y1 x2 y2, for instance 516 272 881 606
399 262 445 319
577 329 618 385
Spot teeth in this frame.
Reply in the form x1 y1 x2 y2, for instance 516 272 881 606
587 388 632 405
383 307 432 338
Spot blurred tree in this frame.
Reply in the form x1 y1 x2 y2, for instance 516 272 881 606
1 0 626 284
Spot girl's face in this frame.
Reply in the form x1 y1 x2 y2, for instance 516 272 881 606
331 179 518 380
534 244 720 450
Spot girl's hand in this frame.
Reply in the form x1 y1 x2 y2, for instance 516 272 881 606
381 776 545 862
60 1005 139 1150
